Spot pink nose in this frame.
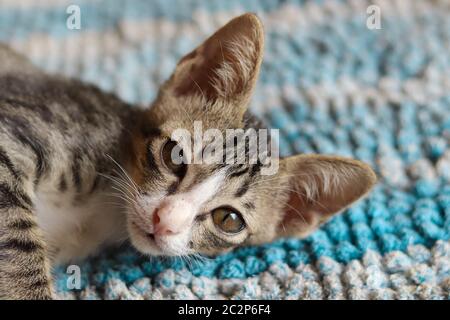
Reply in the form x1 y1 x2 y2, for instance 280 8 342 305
152 208 177 236
152 200 189 236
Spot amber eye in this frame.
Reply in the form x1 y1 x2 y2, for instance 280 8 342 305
212 207 246 234
161 140 186 177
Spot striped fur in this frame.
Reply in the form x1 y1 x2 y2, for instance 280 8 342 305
0 46 139 299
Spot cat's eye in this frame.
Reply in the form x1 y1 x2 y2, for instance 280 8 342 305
212 207 246 234
161 140 187 177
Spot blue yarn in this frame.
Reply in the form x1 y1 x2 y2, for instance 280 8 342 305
380 234 404 253
284 238 305 251
346 206 368 224
389 199 413 216
119 266 145 284
393 214 414 229
190 259 217 278
335 241 362 262
262 247 287 264
325 216 352 243
92 269 121 288
142 260 165 277
219 259 246 279
167 258 186 272
244 257 268 276
367 202 391 219
307 230 335 258
415 179 439 198
157 272 175 289
410 265 435 285
287 250 310 267
438 195 450 209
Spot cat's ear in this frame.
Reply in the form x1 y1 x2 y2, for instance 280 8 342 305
275 155 376 238
162 13 264 109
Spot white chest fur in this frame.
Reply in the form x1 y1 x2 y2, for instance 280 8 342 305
34 188 128 264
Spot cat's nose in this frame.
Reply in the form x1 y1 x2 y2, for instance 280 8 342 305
152 209 177 236
152 200 191 236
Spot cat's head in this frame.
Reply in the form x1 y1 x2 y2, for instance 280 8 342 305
124 14 377 256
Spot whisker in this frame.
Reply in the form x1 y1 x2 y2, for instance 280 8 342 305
105 154 140 194
110 187 136 205
99 172 137 196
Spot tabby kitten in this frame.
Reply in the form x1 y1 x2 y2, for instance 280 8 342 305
0 14 376 299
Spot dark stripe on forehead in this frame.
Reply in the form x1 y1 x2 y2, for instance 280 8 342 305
220 151 263 180
212 162 228 173
186 163 224 192
235 179 251 198
249 161 262 177
228 165 249 178
243 202 255 210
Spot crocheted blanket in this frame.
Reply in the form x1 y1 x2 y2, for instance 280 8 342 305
1 0 449 300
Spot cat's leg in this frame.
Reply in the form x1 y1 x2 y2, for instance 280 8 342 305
0 182 53 300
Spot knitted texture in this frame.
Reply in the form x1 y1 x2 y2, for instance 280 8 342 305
1 0 450 299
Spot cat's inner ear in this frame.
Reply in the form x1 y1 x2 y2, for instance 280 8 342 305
164 13 264 107
276 155 377 238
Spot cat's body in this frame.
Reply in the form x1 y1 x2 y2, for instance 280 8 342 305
0 52 137 261
0 50 144 297
0 14 376 299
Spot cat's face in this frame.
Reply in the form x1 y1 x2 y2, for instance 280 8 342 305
123 14 377 257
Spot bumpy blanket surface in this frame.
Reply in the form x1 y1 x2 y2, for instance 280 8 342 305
1 0 449 300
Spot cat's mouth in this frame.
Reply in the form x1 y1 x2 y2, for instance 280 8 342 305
141 229 156 243
129 220 163 254
132 221 155 241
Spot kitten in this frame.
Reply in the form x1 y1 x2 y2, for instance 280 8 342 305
0 13 376 299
